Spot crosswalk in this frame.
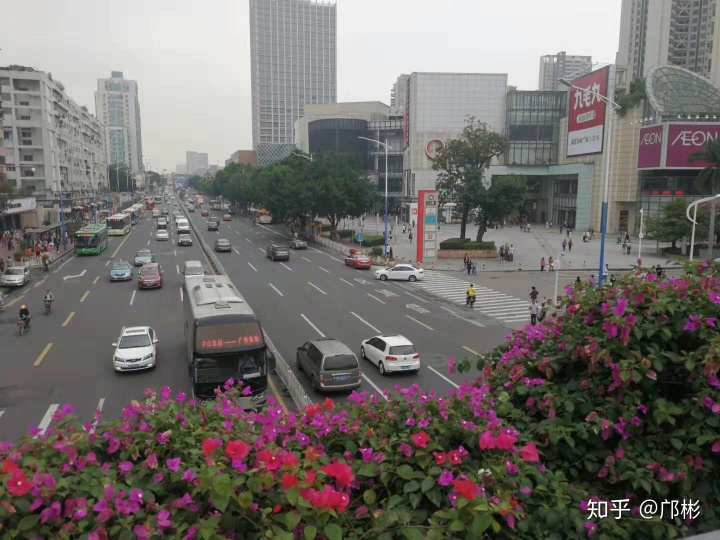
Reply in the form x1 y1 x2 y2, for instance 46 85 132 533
416 271 531 324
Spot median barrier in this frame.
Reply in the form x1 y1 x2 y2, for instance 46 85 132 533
263 330 313 410
181 204 225 276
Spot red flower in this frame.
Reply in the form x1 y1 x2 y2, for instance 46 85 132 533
224 440 251 461
273 504 282 514
305 469 316 485
520 442 539 463
202 438 223 457
321 463 354 488
322 397 335 410
281 473 299 489
6 469 32 496
433 452 447 465
452 478 478 500
495 432 517 450
479 431 496 450
257 449 281 471
282 452 298 468
411 430 430 448
448 450 462 465
1 460 20 474
301 485 350 511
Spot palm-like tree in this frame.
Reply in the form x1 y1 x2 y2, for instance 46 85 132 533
689 139 720 255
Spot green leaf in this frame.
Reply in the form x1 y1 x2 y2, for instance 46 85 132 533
212 474 231 512
286 487 298 506
402 529 425 540
17 515 39 532
285 512 302 531
471 514 492 536
237 491 253 509
304 525 318 540
670 437 683 450
449 520 465 532
363 489 377 505
324 523 342 540
421 476 435 493
426 487 441 507
404 480 421 493
396 465 414 480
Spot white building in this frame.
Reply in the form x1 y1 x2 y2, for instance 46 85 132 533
1 66 107 199
249 0 337 165
186 151 208 175
95 71 144 173
538 52 593 91
175 164 187 174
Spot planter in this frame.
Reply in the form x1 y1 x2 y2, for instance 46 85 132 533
438 249 498 259
14 253 24 262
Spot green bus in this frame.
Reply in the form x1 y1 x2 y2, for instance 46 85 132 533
74 223 109 255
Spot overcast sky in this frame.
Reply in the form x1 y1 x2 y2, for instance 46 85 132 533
2 0 621 172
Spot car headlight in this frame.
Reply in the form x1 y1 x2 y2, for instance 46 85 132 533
114 356 123 363
142 353 154 361
251 392 266 402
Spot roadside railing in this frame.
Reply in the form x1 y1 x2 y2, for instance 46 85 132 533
312 235 347 254
263 330 313 410
21 252 59 268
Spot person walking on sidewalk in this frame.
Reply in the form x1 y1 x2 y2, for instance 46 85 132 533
529 286 539 302
409 231 413 243
568 238 573 252
471 260 477 275
562 239 567 253
540 257 546 272
548 256 555 272
463 253 469 268
466 258 472 275
529 300 540 326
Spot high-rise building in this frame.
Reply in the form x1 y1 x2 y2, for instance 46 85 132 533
1 66 107 199
617 0 720 86
249 0 337 165
186 151 208 175
538 52 593 91
95 71 144 173
175 164 187 174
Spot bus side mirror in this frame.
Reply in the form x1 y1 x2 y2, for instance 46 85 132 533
268 352 276 372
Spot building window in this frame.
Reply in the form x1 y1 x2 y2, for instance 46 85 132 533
23 155 33 162
3 129 12 140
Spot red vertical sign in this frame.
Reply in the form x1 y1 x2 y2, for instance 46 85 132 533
416 190 426 264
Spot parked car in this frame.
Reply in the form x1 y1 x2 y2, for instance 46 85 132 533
109 260 133 281
374 264 424 282
1 266 31 287
289 238 308 249
214 238 232 252
360 335 420 375
134 249 155 266
138 263 163 289
344 254 372 269
266 244 290 261
177 233 193 246
296 338 361 392
112 326 158 372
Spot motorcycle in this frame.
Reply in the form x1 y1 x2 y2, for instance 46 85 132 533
44 300 53 315
466 295 476 308
17 316 30 336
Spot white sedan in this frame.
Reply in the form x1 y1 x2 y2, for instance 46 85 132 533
374 264 424 282
112 326 158 372
360 335 420 375
156 230 169 241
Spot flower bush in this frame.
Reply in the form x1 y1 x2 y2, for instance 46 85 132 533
458 261 720 538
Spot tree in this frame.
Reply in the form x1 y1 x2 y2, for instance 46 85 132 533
644 197 695 249
0 179 19 214
432 116 508 239
689 139 720 253
472 175 528 242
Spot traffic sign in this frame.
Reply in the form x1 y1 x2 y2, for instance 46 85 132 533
356 233 365 242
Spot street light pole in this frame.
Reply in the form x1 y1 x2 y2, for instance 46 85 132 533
638 208 644 263
359 136 391 257
687 194 720 260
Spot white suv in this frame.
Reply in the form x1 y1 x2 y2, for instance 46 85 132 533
360 335 420 375
112 326 158 372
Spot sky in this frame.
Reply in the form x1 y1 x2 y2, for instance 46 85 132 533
1 0 621 172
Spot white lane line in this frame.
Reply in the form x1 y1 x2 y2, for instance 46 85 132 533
55 256 77 272
90 398 105 434
176 264 179 275
361 374 389 401
269 283 284 296
440 306 486 328
302 256 311 262
147 240 150 246
350 311 382 333
174 249 177 257
301 314 325 337
245 238 253 243
280 262 292 271
235 231 240 235
129 290 136 305
248 262 257 272
427 366 460 389
233 248 240 254
318 266 330 273
0 411 4 421
258 248 265 254
307 282 327 295
406 315 434 331
36 404 59 437
339 278 355 287
180 286 184 302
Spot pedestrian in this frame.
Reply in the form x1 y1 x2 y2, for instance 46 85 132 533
566 228 571 238
402 225 406 234
463 253 469 267
411 220 415 228
575 276 581 284
604 264 610 279
42 254 49 273
35 243 41 257
0 257 4 273
568 239 573 252
562 239 567 253
409 231 413 243
589 275 596 285
609 274 617 287
6 256 12 268
389 246 394 259
529 300 540 326
626 243 632 255
471 260 478 275
540 257 545 272
466 258 472 275
7 238 12 251
538 302 548 322
559 224 564 235
548 256 554 271
529 286 539 302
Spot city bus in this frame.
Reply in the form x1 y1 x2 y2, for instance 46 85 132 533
153 195 163 205
106 213 132 236
74 223 109 255
145 197 155 211
183 275 275 407
254 208 273 224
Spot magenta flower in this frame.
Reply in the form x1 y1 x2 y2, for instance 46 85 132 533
157 509 172 530
118 461 133 474
683 315 701 332
182 469 197 482
637 404 648 415
166 458 181 472
156 430 172 444
399 442 413 457
176 391 187 402
707 317 718 327
612 299 628 316
154 473 164 484
584 521 598 536
505 460 518 475
448 356 456 375
359 447 373 463
39 501 61 524
129 489 145 505
133 524 150 539
437 469 454 486
709 291 720 304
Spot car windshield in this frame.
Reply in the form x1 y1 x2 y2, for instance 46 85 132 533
112 262 131 270
323 354 358 371
118 334 151 348
139 267 159 276
5 268 24 276
217 240 229 245
136 251 151 259
389 345 416 355
195 350 267 375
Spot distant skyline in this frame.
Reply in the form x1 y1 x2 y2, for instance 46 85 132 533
0 0 621 172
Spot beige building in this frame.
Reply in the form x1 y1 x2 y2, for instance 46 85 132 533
226 150 257 166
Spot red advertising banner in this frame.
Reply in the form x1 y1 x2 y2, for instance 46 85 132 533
566 66 610 157
665 123 720 168
637 124 664 169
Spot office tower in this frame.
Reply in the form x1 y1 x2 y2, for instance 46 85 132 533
538 52 593 91
186 151 209 175
95 71 144 173
249 0 337 165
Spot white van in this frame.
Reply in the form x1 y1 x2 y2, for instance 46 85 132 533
183 260 205 279
176 218 190 233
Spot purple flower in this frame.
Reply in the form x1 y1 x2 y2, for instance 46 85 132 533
399 442 413 457
683 315 701 332
709 375 720 387
133 524 150 539
612 299 628 316
166 457 181 472
637 404 648 415
519 486 532 495
172 493 193 509
505 460 518 475
29 498 44 511
584 521 597 536
437 469 454 486
154 473 164 484
709 291 720 305
359 447 374 463
157 509 172 530
182 469 197 482
40 501 61 524
129 489 145 505
404 417 416 427
159 386 172 401
118 461 133 474
156 430 172 444
707 317 717 328
42 473 56 488
223 377 235 390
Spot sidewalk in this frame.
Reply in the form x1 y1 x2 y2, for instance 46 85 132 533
0 241 74 270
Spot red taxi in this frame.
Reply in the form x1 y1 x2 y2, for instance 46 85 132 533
344 254 372 270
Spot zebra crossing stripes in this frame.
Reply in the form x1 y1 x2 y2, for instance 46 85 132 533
416 271 531 323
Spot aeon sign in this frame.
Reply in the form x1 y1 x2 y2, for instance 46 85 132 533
637 123 720 169
637 125 663 169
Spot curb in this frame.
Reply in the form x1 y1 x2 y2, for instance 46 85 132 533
181 205 225 275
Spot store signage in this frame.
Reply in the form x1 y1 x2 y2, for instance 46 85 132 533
3 198 37 215
425 139 445 160
637 125 664 169
416 190 438 264
636 122 720 169
566 66 609 157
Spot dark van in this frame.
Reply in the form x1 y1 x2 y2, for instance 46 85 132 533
296 338 361 392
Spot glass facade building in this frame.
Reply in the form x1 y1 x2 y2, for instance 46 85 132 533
308 118 368 168
505 91 566 166
250 0 337 165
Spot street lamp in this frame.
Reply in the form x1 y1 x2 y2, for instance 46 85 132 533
292 150 313 162
559 75 622 284
687 194 720 260
359 136 391 256
638 208 645 263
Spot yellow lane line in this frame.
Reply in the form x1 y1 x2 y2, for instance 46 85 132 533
110 230 134 258
34 343 53 366
463 346 481 356
406 315 434 331
367 293 386 305
105 260 110 267
267 377 288 414
62 312 75 327
80 291 90 303
6 298 19 309
93 276 99 285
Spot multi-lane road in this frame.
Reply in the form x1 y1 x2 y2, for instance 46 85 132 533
1 196 512 442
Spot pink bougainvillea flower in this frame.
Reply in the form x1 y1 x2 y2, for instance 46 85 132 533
6 469 32 496
281 473 299 489
156 430 172 444
709 291 720 305
202 438 223 457
520 442 540 462
88 528 109 540
505 460 518 475
584 521 598 536
359 447 373 463
117 461 133 474
322 397 335 410
495 431 517 450
479 431 496 450
437 469 454 486
411 430 430 448
321 462 354 488
448 450 462 465
156 509 172 530
612 299 628 316
133 524 149 539
683 315 701 332
166 458 181 472
433 452 447 466
399 442 413 457
637 404 648 415
224 440 251 461
452 478 478 500
713 440 720 453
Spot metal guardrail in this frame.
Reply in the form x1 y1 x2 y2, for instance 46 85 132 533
263 330 313 410
312 235 348 253
21 252 59 268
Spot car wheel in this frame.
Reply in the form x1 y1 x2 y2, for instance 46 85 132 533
378 361 386 376
408 275 417 282
379 274 388 281
360 346 367 360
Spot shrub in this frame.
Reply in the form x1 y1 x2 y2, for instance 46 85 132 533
370 246 383 257
355 234 385 247
439 238 496 250
337 229 354 239
458 261 720 538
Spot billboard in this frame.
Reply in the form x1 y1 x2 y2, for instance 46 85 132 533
636 122 720 169
566 66 610 157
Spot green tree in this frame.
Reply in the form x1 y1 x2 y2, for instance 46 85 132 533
689 139 720 253
472 175 528 242
432 116 508 239
644 198 694 249
0 179 18 214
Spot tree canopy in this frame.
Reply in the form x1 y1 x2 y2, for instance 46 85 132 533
645 197 697 249
689 138 720 194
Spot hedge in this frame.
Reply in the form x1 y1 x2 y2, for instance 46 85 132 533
337 229 354 239
354 234 385 247
439 238 496 250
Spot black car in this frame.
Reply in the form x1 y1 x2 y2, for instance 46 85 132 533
207 220 219 231
177 233 193 246
267 244 290 261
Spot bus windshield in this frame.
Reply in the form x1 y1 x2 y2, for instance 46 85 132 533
74 234 99 247
107 219 127 229
195 349 268 377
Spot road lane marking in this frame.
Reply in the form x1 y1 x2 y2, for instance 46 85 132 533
0 411 4 421
105 260 111 266
80 291 90 303
248 262 257 272
62 312 75 327
307 282 327 295
36 404 59 437
258 247 265 254
111 230 134 258
55 256 77 272
367 293 386 305
463 346 481 356
440 306 486 328
269 283 284 296
90 398 106 434
93 276 99 285
174 249 177 257
318 266 330 273
427 366 459 389
301 314 325 337
301 256 311 262
180 287 184 302
406 315 434 331
350 312 382 333
233 248 240 254
147 240 150 246
245 237 253 243
267 377 288 414
33 278 47 288
34 343 53 366
129 290 136 305
280 262 292 271
176 264 179 274
339 278 354 287
5 298 19 308
361 374 389 401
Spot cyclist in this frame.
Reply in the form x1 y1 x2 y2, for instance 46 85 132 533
18 304 31 330
466 284 476 307
43 289 54 311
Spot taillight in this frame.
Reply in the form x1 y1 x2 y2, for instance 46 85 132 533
319 374 325 383
385 356 397 361
412 354 420 359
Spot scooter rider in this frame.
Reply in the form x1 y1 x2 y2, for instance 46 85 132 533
43 289 54 312
466 284 476 307
18 304 31 329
